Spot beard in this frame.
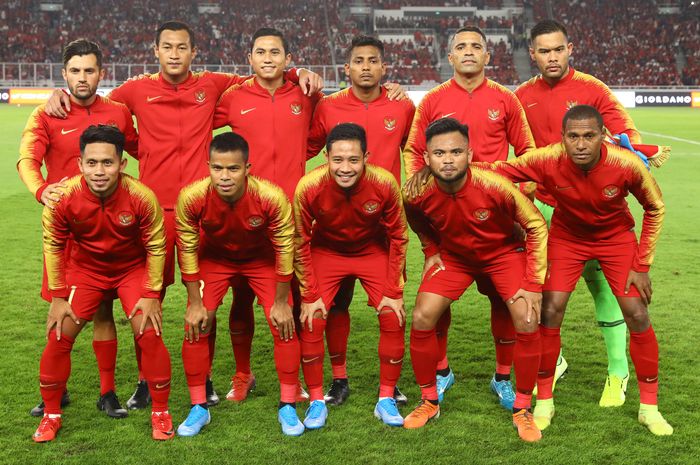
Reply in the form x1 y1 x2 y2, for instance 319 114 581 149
432 167 467 184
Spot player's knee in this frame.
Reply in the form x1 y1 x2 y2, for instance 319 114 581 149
622 305 650 332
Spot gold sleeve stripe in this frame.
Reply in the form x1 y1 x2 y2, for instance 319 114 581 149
176 177 211 277
18 105 48 196
325 88 350 102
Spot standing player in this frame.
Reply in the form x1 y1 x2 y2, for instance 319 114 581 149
18 38 139 418
403 118 547 442
175 132 303 436
486 105 672 436
294 123 408 429
403 26 536 408
45 21 323 408
34 125 173 442
305 35 415 405
516 20 668 406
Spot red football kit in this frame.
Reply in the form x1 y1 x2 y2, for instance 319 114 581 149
488 142 665 406
294 164 408 400
515 67 641 206
404 166 547 406
175 175 299 403
306 87 415 183
40 174 171 415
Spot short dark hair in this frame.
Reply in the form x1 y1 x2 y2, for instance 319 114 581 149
450 26 487 49
79 125 125 157
326 123 367 154
530 19 568 43
156 21 195 48
251 27 289 55
63 39 102 68
210 132 249 162
347 35 384 60
425 117 470 145
562 104 604 130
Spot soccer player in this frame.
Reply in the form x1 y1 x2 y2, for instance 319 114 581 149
403 118 547 443
175 132 302 436
305 35 415 405
34 125 173 443
44 21 323 408
514 19 651 406
18 38 139 418
294 123 408 429
403 26 536 407
486 105 672 436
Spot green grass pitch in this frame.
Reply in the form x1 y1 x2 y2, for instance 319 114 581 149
0 105 698 464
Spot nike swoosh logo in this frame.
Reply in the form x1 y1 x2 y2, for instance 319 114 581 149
527 102 538 108
497 339 516 345
155 381 171 389
240 107 256 115
389 358 403 364
556 186 573 190
39 382 58 388
61 128 78 135
329 354 342 359
440 112 456 119
147 96 163 102
644 376 658 383
302 356 320 363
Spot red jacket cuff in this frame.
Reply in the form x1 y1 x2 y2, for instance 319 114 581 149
632 263 650 273
50 288 70 299
423 244 440 258
382 287 404 300
36 183 49 204
277 273 294 283
522 280 543 293
181 272 201 282
141 289 162 299
285 68 300 84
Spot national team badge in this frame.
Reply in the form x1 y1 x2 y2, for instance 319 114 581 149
473 208 490 221
487 109 500 121
248 216 263 227
603 184 620 198
566 100 578 110
363 200 380 214
195 89 206 103
118 211 135 226
290 102 302 115
384 117 396 131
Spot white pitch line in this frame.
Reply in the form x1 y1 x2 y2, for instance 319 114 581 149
639 131 700 146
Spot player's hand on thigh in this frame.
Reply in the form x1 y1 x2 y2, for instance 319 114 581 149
185 301 209 342
377 296 406 327
46 297 80 340
298 69 324 95
45 89 71 118
300 298 326 332
509 289 542 324
422 253 445 280
625 270 652 305
404 166 432 200
270 301 295 341
129 297 162 336
384 82 407 101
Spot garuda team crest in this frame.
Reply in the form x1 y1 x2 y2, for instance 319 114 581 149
194 89 206 103
603 184 620 198
384 117 396 131
118 211 135 226
290 102 302 115
248 216 264 228
487 109 500 121
363 200 380 214
473 208 490 221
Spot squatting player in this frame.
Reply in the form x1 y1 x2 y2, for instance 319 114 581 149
294 123 408 429
18 38 139 418
305 35 415 405
34 125 173 442
403 26 536 408
175 132 303 437
487 105 672 436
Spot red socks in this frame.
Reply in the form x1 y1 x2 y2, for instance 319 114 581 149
133 335 144 380
410 327 438 401
325 308 350 379
630 325 659 405
229 290 255 375
39 331 74 414
490 297 516 376
207 317 217 373
300 317 327 401
92 339 117 395
513 330 541 410
182 332 210 405
435 307 451 371
536 325 561 400
268 320 301 403
378 311 405 397
136 328 171 412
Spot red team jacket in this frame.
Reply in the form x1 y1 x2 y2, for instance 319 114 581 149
42 174 166 298
214 78 322 200
175 176 295 282
306 87 416 182
293 164 408 303
403 78 536 179
18 95 139 202
515 67 641 206
403 166 547 292
486 142 664 272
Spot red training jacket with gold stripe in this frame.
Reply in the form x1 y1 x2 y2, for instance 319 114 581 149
175 176 295 282
42 174 166 299
485 142 664 272
403 78 535 180
293 164 408 303
515 67 641 206
306 87 416 183
213 78 322 200
18 95 139 203
404 166 547 292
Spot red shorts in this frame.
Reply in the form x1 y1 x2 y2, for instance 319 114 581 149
162 209 176 288
311 248 396 309
418 250 525 302
64 266 147 321
544 235 640 297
